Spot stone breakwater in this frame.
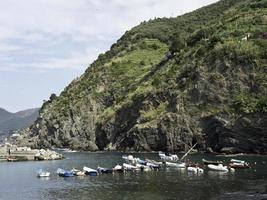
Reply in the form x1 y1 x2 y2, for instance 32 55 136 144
0 143 63 162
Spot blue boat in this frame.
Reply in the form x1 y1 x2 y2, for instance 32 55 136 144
136 158 147 165
83 166 98 176
97 167 113 174
57 168 74 177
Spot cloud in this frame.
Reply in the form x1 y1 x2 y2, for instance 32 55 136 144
0 0 221 111
0 0 219 72
28 48 102 70
0 43 22 52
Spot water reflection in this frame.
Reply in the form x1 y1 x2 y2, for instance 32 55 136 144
207 170 230 180
38 177 50 181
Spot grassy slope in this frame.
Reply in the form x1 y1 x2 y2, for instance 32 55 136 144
30 0 267 150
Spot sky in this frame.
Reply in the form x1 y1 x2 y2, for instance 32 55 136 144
0 0 219 112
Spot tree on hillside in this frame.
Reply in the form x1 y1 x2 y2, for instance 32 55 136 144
169 34 186 54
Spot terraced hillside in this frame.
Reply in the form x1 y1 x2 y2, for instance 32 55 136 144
16 0 267 154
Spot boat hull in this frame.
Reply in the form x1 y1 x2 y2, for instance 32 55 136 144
83 166 98 176
202 159 223 165
165 161 186 168
207 164 228 172
97 167 113 174
229 163 250 169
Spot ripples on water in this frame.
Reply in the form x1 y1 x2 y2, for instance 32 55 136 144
0 152 266 200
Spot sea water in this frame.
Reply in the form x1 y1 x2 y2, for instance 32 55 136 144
0 152 266 200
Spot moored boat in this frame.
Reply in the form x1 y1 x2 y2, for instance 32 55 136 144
136 163 151 171
159 152 179 162
7 156 18 162
230 159 245 164
229 159 250 169
122 155 137 164
57 168 74 177
202 159 223 165
123 163 140 171
97 167 113 174
207 164 228 172
113 164 124 173
136 158 147 165
37 169 50 177
145 159 163 166
83 166 98 176
71 168 85 176
165 161 186 168
146 162 160 170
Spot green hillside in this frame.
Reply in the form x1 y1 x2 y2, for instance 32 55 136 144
15 0 267 154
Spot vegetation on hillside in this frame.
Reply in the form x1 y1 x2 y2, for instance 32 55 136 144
19 0 267 152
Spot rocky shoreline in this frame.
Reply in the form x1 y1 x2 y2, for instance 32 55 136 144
0 143 63 162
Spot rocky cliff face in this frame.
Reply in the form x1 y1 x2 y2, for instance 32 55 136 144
15 0 267 154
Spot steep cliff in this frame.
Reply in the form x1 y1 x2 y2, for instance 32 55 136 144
15 0 267 153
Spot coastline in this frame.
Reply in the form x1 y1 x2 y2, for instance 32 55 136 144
0 143 63 162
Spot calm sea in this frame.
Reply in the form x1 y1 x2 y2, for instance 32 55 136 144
0 152 266 200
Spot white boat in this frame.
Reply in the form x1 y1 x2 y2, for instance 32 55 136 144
146 162 160 170
230 159 246 164
145 159 163 165
207 164 228 172
187 166 204 173
165 161 186 168
83 166 98 176
159 152 179 162
123 163 140 171
37 169 50 177
113 164 124 172
122 155 137 164
71 168 85 176
136 163 151 171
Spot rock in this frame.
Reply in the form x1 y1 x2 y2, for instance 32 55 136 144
35 149 63 160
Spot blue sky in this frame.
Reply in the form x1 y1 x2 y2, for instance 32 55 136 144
0 0 218 112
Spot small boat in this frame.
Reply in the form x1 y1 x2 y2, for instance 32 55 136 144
159 152 179 162
145 159 163 166
97 167 113 174
123 163 140 171
136 163 151 171
37 169 50 177
83 166 98 176
146 162 160 170
136 158 147 165
165 161 186 168
71 168 85 176
187 166 204 173
7 156 18 162
202 159 223 165
207 164 228 172
122 155 137 164
230 159 245 164
229 162 249 169
57 168 74 177
113 164 124 173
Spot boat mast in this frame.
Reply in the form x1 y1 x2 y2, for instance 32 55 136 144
180 143 197 161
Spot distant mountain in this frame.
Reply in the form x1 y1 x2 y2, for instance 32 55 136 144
0 108 39 140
